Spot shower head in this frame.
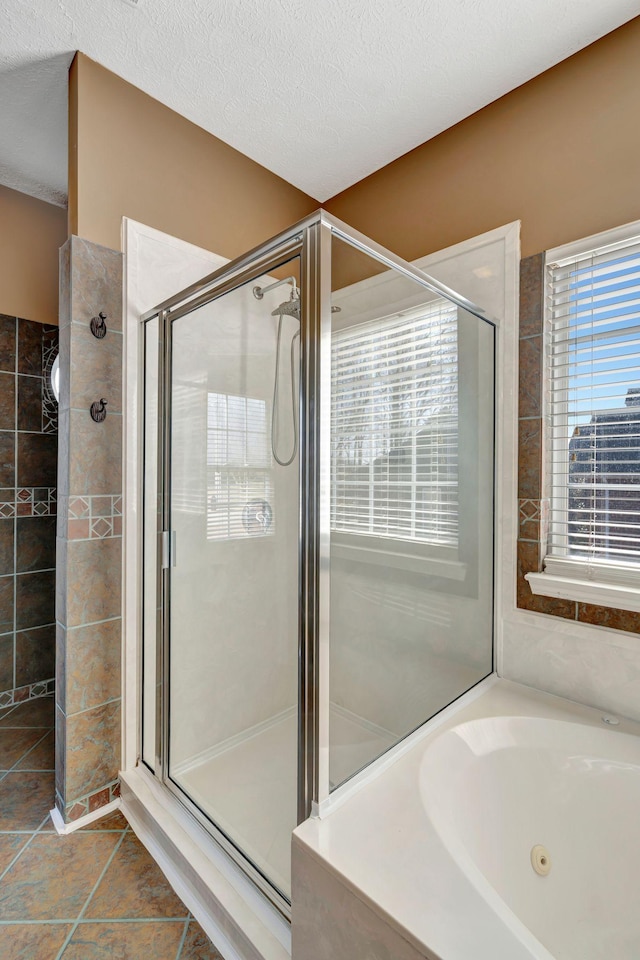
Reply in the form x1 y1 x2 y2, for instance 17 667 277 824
270 299 342 319
271 298 301 320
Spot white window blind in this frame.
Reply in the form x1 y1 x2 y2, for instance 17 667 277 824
331 300 458 547
206 392 274 541
547 231 640 573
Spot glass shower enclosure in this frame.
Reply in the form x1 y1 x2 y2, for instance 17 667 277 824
140 210 495 914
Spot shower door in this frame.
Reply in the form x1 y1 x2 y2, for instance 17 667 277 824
143 247 305 908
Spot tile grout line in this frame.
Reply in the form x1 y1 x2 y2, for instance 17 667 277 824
53 828 128 960
0 917 192 926
4 727 52 775
0 724 54 730
0 812 50 885
0 701 21 723
175 917 191 960
65 696 122 721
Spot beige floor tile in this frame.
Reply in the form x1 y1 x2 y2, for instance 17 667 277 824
0 771 54 830
0 833 30 874
180 920 224 959
85 832 188 920
61 920 186 959
0 831 120 920
0 922 72 959
80 809 128 832
0 708 228 960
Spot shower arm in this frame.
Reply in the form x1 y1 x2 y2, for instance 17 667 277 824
252 276 299 301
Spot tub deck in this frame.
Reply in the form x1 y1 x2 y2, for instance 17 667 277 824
292 677 640 960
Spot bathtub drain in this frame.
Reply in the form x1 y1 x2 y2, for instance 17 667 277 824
531 845 551 876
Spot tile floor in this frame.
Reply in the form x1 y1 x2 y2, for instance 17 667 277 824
0 695 222 959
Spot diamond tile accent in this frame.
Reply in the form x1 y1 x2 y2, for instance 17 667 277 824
17 489 32 502
519 498 540 521
69 497 90 519
0 503 15 517
91 517 113 539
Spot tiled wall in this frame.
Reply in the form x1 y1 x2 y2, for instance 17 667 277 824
517 254 640 633
56 237 123 823
0 315 58 709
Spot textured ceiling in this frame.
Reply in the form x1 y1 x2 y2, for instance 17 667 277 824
1 0 638 207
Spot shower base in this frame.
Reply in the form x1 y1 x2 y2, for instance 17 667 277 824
173 705 395 897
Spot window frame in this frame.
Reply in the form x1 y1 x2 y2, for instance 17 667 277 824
526 218 640 612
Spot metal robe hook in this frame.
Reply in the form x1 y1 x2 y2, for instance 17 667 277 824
90 312 108 339
90 399 108 423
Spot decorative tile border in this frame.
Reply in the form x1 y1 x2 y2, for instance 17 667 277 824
66 494 122 540
0 487 57 517
62 778 121 822
0 677 55 709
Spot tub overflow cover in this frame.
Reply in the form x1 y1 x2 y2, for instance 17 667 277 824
531 844 551 876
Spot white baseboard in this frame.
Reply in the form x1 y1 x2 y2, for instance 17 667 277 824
49 798 122 835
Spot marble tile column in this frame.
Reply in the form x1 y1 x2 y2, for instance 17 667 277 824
56 237 123 822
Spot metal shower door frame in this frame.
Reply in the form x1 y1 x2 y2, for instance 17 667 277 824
144 222 326 916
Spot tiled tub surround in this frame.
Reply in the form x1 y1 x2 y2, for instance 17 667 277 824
56 237 124 824
0 316 58 710
517 254 640 632
0 696 222 959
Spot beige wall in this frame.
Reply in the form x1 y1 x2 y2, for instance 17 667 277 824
327 16 640 260
69 16 640 264
0 184 66 325
70 53 318 255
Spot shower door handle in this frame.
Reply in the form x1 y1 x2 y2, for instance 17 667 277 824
161 531 176 568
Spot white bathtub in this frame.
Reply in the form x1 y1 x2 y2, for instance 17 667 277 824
293 678 640 960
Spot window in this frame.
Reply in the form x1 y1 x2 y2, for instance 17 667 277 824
535 222 640 605
206 392 274 541
331 299 459 554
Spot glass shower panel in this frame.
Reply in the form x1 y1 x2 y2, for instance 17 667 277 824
328 234 494 789
167 261 300 900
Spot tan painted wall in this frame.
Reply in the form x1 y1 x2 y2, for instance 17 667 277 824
70 53 318 255
327 17 640 260
0 184 67 325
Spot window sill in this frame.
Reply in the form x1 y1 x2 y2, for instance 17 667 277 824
525 571 640 614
